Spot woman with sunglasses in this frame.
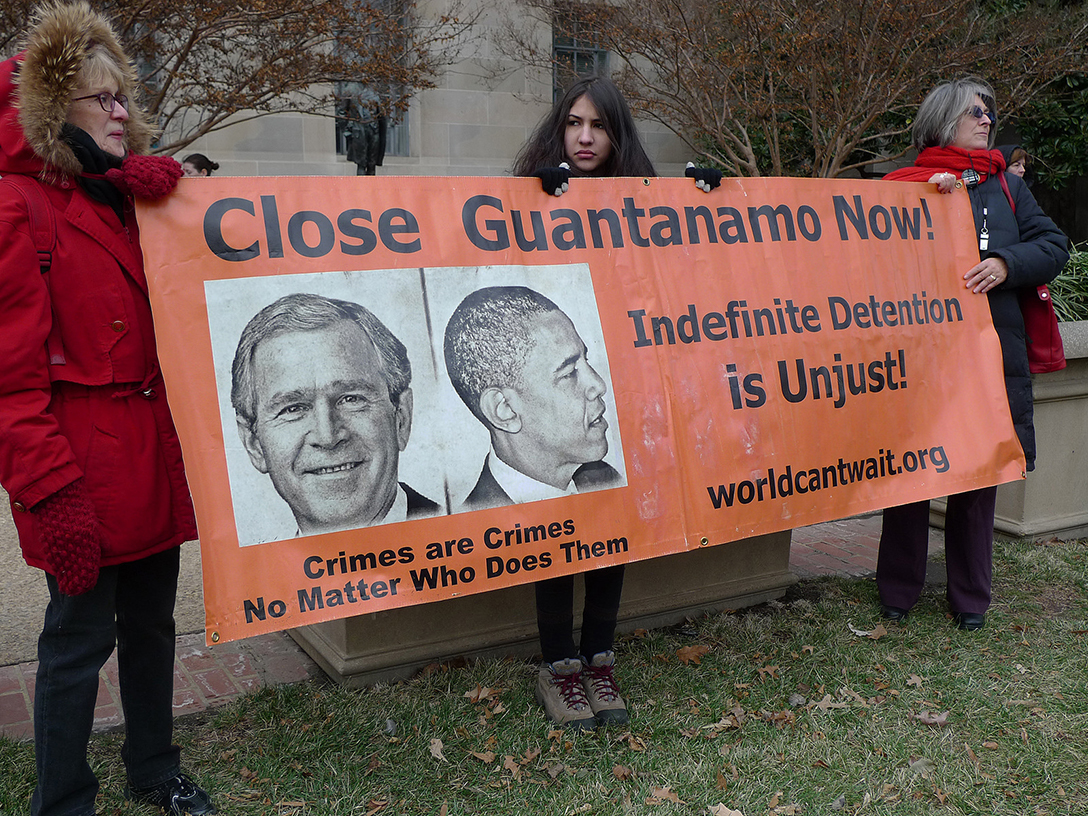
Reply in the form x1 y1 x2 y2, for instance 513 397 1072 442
0 2 215 813
876 77 1068 631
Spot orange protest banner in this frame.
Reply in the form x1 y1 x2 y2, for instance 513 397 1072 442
136 175 1024 645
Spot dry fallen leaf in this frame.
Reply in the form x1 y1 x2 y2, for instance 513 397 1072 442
907 674 924 688
429 738 447 762
613 764 634 780
847 622 887 639
470 750 495 763
814 694 848 712
908 757 936 776
709 805 745 816
914 710 950 727
464 685 490 702
647 786 683 805
677 644 711 665
757 665 780 681
982 741 1000 750
503 755 522 779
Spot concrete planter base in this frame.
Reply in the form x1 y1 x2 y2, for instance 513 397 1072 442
290 531 795 686
931 321 1088 541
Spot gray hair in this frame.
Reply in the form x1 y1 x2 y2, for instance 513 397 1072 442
231 292 411 425
911 76 997 151
444 286 561 425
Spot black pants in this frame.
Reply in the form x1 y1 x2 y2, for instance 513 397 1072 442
32 547 182 816
876 485 997 615
535 565 625 663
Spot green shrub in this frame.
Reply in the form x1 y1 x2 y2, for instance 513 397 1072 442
1050 241 1088 322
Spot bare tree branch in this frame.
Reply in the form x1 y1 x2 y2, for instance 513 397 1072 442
1 0 479 154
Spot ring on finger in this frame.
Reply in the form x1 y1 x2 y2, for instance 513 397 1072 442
989 274 996 281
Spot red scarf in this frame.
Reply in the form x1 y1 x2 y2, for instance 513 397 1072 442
883 145 1006 182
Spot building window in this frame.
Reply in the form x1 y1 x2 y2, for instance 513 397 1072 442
552 5 608 101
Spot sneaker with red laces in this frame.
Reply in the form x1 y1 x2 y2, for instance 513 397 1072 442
581 651 628 725
535 658 597 731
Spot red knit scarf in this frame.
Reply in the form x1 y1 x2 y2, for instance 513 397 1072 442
883 145 1007 182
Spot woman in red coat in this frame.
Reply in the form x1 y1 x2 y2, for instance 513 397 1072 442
0 2 214 813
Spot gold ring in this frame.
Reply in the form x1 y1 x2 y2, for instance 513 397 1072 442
989 274 996 281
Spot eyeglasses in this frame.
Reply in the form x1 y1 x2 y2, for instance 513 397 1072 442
966 105 996 126
72 91 129 113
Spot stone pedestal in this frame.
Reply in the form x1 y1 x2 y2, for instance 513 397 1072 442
931 321 1088 541
290 531 795 686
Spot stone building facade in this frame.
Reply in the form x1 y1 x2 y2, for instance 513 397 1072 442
176 2 690 180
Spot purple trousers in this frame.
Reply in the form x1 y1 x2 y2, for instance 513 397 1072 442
876 485 998 615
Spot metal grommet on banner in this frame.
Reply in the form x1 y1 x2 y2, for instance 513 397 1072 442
210 632 220 643
699 536 709 546
643 177 651 186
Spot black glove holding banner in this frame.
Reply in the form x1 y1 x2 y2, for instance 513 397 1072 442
532 162 572 196
685 162 723 192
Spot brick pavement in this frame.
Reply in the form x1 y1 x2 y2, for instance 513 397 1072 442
0 631 322 742
1 513 928 742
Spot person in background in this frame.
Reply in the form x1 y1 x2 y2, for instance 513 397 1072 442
181 152 218 176
998 144 1031 182
0 2 216 813
877 77 1068 632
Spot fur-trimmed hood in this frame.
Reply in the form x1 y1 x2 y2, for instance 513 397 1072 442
0 0 154 179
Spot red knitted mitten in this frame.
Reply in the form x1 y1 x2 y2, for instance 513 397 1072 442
34 480 103 595
105 154 184 199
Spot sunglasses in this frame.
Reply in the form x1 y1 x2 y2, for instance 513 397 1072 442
966 105 996 126
72 91 129 113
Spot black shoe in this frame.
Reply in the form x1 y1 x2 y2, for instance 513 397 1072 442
125 773 217 815
881 605 909 622
954 612 985 631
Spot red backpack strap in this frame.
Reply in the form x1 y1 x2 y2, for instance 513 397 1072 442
998 171 1016 215
0 175 66 364
1 174 56 272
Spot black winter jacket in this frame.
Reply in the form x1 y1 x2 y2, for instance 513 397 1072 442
965 172 1068 470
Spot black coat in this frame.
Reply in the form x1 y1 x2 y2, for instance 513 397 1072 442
965 172 1068 470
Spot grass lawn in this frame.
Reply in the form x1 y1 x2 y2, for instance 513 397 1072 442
3 535 1086 815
